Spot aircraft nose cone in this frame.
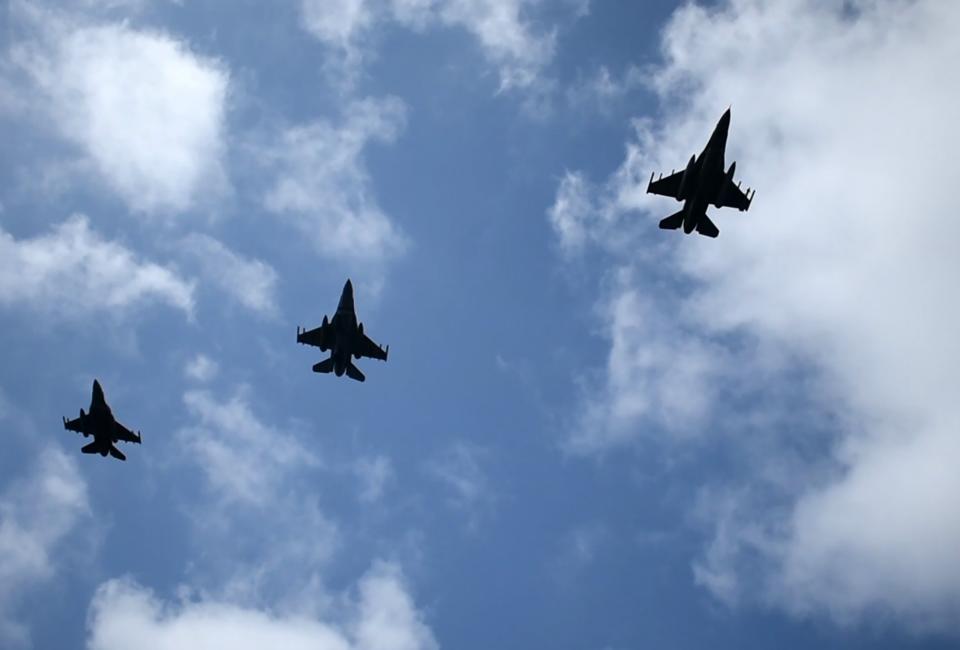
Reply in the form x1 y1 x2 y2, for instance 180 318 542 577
337 278 356 313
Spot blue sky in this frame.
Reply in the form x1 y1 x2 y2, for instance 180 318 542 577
2 1 960 649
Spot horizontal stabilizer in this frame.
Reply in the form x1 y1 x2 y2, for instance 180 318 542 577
81 441 100 455
108 445 127 461
696 215 720 238
312 359 335 374
659 210 684 231
345 362 366 383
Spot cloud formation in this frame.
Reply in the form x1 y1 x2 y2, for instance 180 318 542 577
180 388 318 506
263 97 409 264
87 561 438 650
425 441 495 530
0 449 90 647
550 0 960 632
177 387 339 599
184 354 219 383
300 0 557 90
179 234 279 316
0 215 194 319
12 12 229 214
564 278 727 454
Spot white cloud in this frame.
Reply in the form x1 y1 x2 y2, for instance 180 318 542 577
180 389 318 506
87 561 437 650
179 234 279 316
354 455 394 503
425 442 494 530
565 279 726 454
548 171 595 253
0 449 90 647
263 97 409 264
184 354 219 383
563 65 643 115
0 215 194 318
300 0 558 91
177 388 339 596
12 12 229 214
551 0 960 632
301 0 374 78
419 0 556 91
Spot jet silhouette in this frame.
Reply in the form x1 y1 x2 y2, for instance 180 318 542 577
647 108 755 238
296 279 389 383
63 380 142 461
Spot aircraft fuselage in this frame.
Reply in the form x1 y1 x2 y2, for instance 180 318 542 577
679 111 729 233
74 381 120 455
329 281 360 376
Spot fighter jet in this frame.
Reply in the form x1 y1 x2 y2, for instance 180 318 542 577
296 279 389 383
63 380 142 461
647 108 755 238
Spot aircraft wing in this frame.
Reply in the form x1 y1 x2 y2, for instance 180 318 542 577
113 421 142 444
647 170 684 199
716 178 755 211
297 323 333 350
356 333 388 361
63 416 85 434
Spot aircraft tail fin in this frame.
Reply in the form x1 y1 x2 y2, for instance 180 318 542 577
312 359 335 374
659 210 684 230
81 441 100 455
108 445 127 461
345 362 366 383
696 214 720 238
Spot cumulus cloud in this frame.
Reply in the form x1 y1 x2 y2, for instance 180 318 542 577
550 0 960 632
180 389 318 506
0 215 194 318
0 449 90 647
300 0 557 91
565 279 727 454
177 387 339 598
417 0 556 91
425 442 495 530
353 455 394 503
178 234 279 316
263 97 409 264
184 354 219 383
301 0 375 77
87 561 437 650
11 10 229 214
563 65 644 116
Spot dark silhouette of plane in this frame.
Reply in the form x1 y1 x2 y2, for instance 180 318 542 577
647 108 755 238
63 380 142 461
296 279 389 382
